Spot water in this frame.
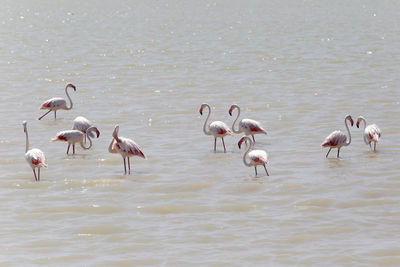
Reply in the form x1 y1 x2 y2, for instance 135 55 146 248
1 0 400 265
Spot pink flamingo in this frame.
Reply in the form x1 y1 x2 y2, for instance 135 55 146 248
229 104 267 142
199 103 233 153
356 116 381 151
238 136 269 176
108 125 146 174
321 115 353 158
23 121 47 181
51 127 99 154
38 83 76 120
72 116 100 144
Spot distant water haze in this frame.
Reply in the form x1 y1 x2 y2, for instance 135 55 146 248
1 0 400 265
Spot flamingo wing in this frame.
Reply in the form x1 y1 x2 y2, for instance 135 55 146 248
210 121 233 136
40 98 66 109
240 119 267 134
321 130 347 147
116 137 146 159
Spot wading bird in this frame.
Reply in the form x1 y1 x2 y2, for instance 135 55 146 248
356 116 381 151
321 115 353 158
199 103 233 153
108 125 146 174
51 127 99 154
38 83 76 120
23 121 47 181
229 104 267 142
72 116 100 143
238 136 269 176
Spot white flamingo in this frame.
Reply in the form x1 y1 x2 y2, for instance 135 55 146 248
23 121 47 181
72 116 100 143
51 127 99 154
238 136 269 176
199 103 233 153
38 83 76 120
356 116 381 151
321 115 353 158
229 104 267 142
108 125 146 174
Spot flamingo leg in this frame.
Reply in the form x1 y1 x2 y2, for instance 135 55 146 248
73 144 75 154
254 166 258 176
123 157 127 174
252 135 255 143
32 169 37 181
221 137 227 153
337 148 340 158
54 110 57 119
369 142 372 150
325 148 332 158
66 144 71 154
374 142 376 151
214 138 217 152
264 164 269 176
128 157 131 174
38 110 51 120
38 168 40 181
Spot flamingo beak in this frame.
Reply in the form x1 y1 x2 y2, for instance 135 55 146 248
96 129 100 138
350 119 354 126
199 108 203 115
356 121 360 128
229 109 232 116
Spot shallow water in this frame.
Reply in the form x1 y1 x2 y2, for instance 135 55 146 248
1 0 400 265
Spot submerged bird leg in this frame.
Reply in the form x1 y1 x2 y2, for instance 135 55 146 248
54 110 57 119
66 144 71 154
264 164 269 176
222 137 226 153
374 142 376 151
73 144 75 154
214 138 217 152
123 157 127 174
128 157 131 174
325 148 332 158
38 168 40 181
254 166 258 176
38 110 51 120
252 135 255 143
337 148 340 158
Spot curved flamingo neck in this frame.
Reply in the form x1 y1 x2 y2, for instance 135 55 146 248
24 126 29 153
80 134 92 150
231 105 241 134
202 104 212 135
242 137 253 167
65 85 73 110
344 118 352 146
108 138 117 153
359 117 367 130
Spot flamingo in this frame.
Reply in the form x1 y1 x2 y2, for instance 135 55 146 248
51 127 99 154
72 116 100 144
108 125 146 174
229 104 267 142
321 115 354 158
199 103 233 153
238 136 269 176
356 116 381 151
23 121 47 181
38 83 76 120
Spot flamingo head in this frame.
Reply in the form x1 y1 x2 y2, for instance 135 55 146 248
112 125 120 139
22 121 27 132
228 104 238 116
356 116 364 128
67 84 76 91
345 115 354 126
199 103 206 115
238 136 249 149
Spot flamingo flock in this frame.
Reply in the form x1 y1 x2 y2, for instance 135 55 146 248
22 84 383 181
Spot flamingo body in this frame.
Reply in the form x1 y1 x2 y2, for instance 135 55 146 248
200 103 233 152
73 116 100 138
38 84 76 120
238 136 269 176
51 128 98 154
322 115 353 158
109 125 146 174
229 104 266 142
356 116 381 151
23 121 47 181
